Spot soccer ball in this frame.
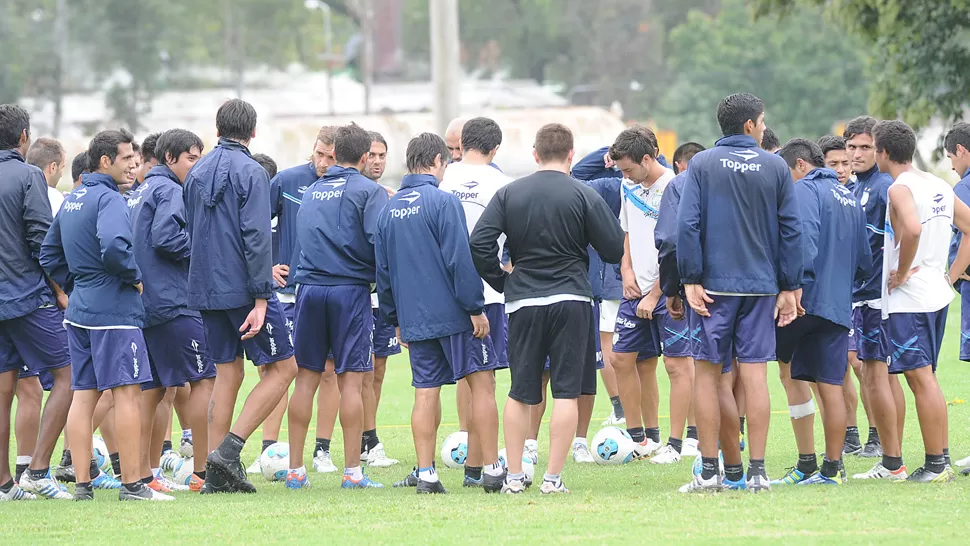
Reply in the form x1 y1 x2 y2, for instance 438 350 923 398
497 447 507 469
92 435 111 473
440 431 468 469
591 426 635 465
691 451 725 476
259 442 290 481
172 457 195 486
497 447 535 482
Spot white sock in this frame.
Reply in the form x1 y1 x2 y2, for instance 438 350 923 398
484 461 504 477
574 437 587 447
151 467 161 477
543 473 561 484
289 465 306 475
344 466 363 481
418 466 439 483
16 455 32 465
525 439 538 450
182 429 192 439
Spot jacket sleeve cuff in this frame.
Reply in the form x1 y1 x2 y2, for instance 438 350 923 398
681 276 702 285
249 281 276 300
779 281 801 292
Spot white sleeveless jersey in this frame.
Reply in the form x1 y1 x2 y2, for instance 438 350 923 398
439 162 513 305
881 170 954 318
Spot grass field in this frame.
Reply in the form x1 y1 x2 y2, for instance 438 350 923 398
8 303 970 545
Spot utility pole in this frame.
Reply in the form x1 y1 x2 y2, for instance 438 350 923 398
430 0 460 136
360 0 374 115
224 0 243 98
53 0 68 137
305 0 335 115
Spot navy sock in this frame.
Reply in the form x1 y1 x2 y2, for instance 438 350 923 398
867 427 879 442
464 466 482 480
217 433 245 459
60 449 72 466
261 439 274 453
943 448 951 467
89 459 101 479
645 427 661 444
882 455 903 471
797 453 818 475
724 463 744 482
28 467 49 481
610 396 624 419
315 438 331 454
161 440 173 455
686 426 698 441
845 426 860 441
141 476 154 485
667 437 683 454
748 459 766 478
124 482 143 492
701 457 719 480
363 429 379 451
739 416 745 435
925 453 946 474
195 470 206 480
627 427 645 443
820 458 840 479
15 464 28 483
0 479 12 494
110 452 121 477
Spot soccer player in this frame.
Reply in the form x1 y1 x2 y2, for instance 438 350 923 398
40 128 159 501
25 137 67 212
470 123 625 494
127 128 216 493
672 142 705 175
378 132 493 494
761 127 781 153
440 117 510 487
252 153 277 179
182 99 298 494
0 107 73 501
677 93 802 492
771 139 871 486
874 120 969 482
131 133 160 193
844 116 898 479
818 135 852 187
359 130 400 467
609 126 694 465
70 151 88 191
285 124 387 490
444 117 468 163
946 123 970 473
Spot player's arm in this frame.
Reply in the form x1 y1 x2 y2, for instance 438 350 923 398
776 168 804 292
585 189 624 265
441 197 487 313
469 191 509 294
796 183 821 283
268 173 283 220
96 195 141 287
150 186 191 261
948 197 970 284
40 211 72 294
374 222 397 326
887 184 921 291
854 205 874 286
571 146 613 181
238 167 275 300
655 182 681 298
363 185 390 247
676 161 714 316
24 168 54 262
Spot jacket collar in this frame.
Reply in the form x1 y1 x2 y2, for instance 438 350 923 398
856 164 880 182
145 165 181 185
962 167 970 181
324 165 361 179
715 134 759 148
217 138 252 157
400 173 439 190
0 149 25 163
802 167 839 183
81 172 120 192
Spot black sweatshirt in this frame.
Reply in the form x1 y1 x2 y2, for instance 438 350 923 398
469 170 625 304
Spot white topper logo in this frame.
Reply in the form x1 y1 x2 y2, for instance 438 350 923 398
191 340 199 352
131 342 139 378
399 191 421 205
266 323 273 335
729 149 759 162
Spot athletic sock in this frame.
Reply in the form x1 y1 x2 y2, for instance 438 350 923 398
315 438 331 454
124 482 142 492
925 453 946 474
845 426 860 442
216 432 245 459
797 453 818 475
110 453 121 477
724 463 744 482
507 471 525 482
194 470 206 480
182 429 192 441
60 449 72 467
261 439 274 454
882 455 903 471
739 416 746 435
484 462 504 477
76 481 91 490
363 429 379 452
542 473 561 485
645 427 661 444
15 456 30 483
161 440 173 454
748 459 766 479
142 476 154 485
820 458 840 479
610 396 624 419
667 437 683 454
627 427 646 443
418 466 438 483
28 467 49 481
0 479 12 494
943 448 951 467
344 466 364 481
867 426 879 442
686 426 698 441
701 457 719 480
89 459 101 479
464 465 483 481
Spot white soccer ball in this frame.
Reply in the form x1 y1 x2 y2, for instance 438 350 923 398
173 457 195 486
259 442 290 481
440 431 468 469
497 447 535 481
497 447 507 469
92 435 111 473
592 426 636 465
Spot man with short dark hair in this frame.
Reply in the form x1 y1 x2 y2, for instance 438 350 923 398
252 154 277 179
471 123 625 494
761 127 781 153
818 135 852 187
26 137 67 212
41 128 159 501
770 138 871 486
131 133 160 193
379 132 492 494
0 106 72 501
876 119 970 483
182 98 298 494
677 92 802 492
672 142 705 175
71 151 88 190
286 124 387 490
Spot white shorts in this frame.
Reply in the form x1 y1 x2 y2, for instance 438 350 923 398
599 299 621 333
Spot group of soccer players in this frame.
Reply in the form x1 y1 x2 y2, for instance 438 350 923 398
2 89 970 501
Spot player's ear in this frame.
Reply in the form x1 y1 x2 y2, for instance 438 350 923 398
532 148 540 165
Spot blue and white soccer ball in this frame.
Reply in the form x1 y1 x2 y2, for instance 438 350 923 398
440 431 468 469
691 451 725 476
592 426 635 465
259 442 290 481
92 435 111 473
173 457 195 486
498 447 535 482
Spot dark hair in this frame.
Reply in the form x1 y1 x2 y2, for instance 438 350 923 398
71 151 89 182
140 132 161 163
944 122 970 155
779 138 824 169
156 128 204 167
609 125 657 164
672 142 705 174
216 99 258 141
817 135 846 156
716 92 765 137
460 117 502 155
25 137 65 170
761 127 780 151
316 125 337 146
88 129 135 170
369 131 387 149
534 123 574 163
132 140 141 154
406 132 448 173
0 104 30 150
334 123 373 165
872 120 916 164
843 115 878 141
252 153 278 179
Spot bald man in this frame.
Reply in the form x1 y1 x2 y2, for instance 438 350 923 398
445 118 467 163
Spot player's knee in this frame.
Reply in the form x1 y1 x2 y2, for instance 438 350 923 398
16 378 42 405
268 357 298 384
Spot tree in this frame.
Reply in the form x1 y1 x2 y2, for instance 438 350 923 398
647 0 868 145
755 0 970 129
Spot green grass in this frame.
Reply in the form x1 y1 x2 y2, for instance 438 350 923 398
9 302 970 545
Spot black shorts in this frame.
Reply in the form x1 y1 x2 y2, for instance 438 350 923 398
507 300 596 405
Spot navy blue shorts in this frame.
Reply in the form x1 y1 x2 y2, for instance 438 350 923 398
884 309 948 374
201 296 294 367
776 315 849 385
372 308 402 358
294 285 373 375
612 297 665 359
0 306 71 377
280 301 296 338
142 315 216 390
484 303 509 369
848 307 859 353
690 295 775 365
67 326 151 391
407 332 494 388
660 309 695 358
960 283 970 362
854 306 888 362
